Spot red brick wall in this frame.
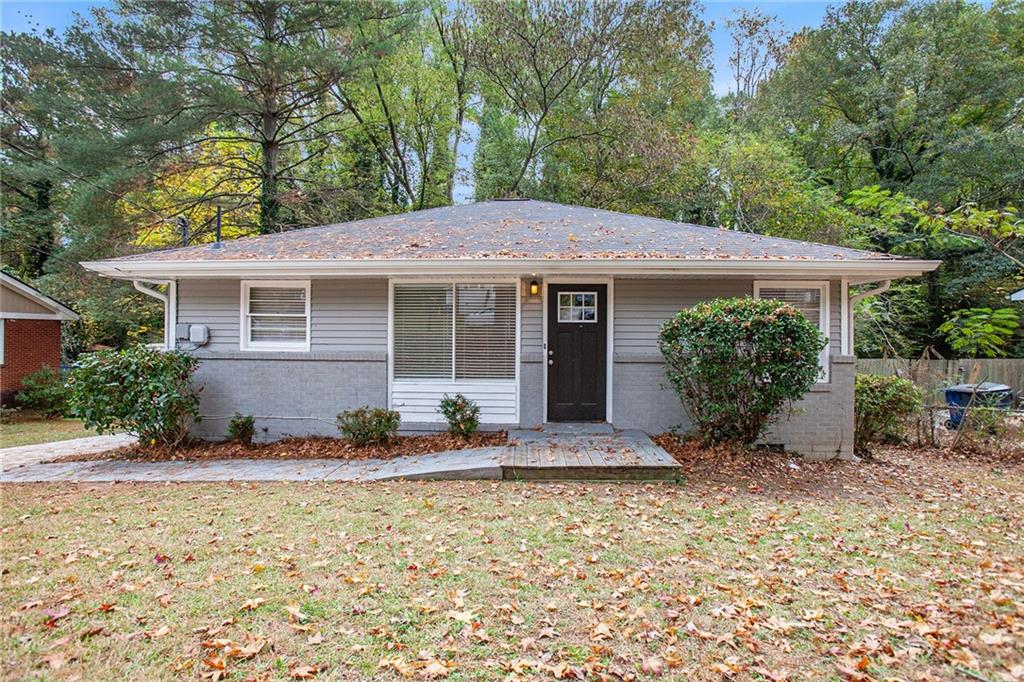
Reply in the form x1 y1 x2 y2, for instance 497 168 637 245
0 319 62 405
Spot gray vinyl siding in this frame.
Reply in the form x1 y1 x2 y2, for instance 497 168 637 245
613 277 843 356
175 278 387 353
311 279 387 352
520 279 542 357
613 278 752 356
176 279 239 351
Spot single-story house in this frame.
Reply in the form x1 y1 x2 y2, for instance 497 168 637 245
0 272 80 405
82 199 939 458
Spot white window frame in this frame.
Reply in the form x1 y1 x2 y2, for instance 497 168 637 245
556 290 599 324
240 280 311 352
387 277 521 424
753 280 830 383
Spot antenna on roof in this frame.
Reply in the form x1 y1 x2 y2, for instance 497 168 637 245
177 216 189 246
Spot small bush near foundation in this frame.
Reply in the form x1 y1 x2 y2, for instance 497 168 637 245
854 374 922 455
16 365 67 418
67 345 201 447
439 393 480 438
227 413 255 444
659 297 825 446
337 407 400 446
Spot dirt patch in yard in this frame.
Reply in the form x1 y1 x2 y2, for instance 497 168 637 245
654 432 1024 501
56 431 508 463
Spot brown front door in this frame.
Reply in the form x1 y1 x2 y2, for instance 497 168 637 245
547 284 607 421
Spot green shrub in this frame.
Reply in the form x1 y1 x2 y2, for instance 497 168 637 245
658 297 826 445
854 374 922 454
337 406 400 446
16 365 67 418
67 345 201 447
227 413 255 444
438 393 480 438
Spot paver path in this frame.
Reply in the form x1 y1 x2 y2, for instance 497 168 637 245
0 433 136 472
0 429 680 483
0 447 506 483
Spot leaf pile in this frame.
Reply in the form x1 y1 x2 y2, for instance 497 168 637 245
55 431 508 463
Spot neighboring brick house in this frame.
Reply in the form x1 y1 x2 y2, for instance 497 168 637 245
82 200 941 459
0 272 80 405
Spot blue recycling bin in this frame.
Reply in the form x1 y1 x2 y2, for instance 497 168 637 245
944 382 1014 429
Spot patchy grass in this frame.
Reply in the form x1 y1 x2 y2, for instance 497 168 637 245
1 449 1022 681
0 410 96 448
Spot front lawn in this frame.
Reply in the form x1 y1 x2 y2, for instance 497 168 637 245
0 409 96 448
1 449 1021 680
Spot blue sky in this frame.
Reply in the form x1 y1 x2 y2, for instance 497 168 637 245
2 0 832 96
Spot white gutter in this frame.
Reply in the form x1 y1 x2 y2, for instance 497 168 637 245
132 279 175 349
850 279 892 306
83 258 942 281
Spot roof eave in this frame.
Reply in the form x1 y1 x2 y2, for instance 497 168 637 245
81 257 942 282
0 272 81 320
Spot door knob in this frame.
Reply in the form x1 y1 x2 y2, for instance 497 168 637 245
548 359 554 365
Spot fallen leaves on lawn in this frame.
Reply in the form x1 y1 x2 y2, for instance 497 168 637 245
3 445 1022 681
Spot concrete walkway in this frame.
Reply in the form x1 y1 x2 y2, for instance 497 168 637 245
0 446 507 483
0 433 136 472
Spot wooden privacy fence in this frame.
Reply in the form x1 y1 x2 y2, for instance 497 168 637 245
856 358 1024 392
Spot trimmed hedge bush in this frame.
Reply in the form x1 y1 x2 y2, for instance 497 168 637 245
659 297 826 445
67 345 201 446
227 413 255 444
337 407 400 446
854 374 921 454
16 365 67 418
439 393 480 438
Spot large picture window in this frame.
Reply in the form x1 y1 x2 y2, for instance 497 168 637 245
392 282 517 381
241 280 310 351
754 281 830 381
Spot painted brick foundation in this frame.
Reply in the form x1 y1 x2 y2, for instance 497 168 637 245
0 319 62 405
611 354 856 460
189 352 387 441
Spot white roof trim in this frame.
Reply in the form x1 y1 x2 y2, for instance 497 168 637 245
81 258 941 282
0 272 80 321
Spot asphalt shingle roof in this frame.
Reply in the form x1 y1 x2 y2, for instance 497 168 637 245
111 199 898 262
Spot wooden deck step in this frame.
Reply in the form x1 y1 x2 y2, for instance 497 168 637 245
501 430 681 482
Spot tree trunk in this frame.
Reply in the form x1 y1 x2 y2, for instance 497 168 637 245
22 178 53 277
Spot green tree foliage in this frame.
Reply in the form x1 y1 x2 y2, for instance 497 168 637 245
2 0 1021 362
658 297 826 445
761 0 1024 206
938 308 1021 358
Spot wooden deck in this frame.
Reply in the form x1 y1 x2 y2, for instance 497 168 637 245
502 429 681 481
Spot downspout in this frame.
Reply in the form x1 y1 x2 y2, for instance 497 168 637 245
848 280 891 357
849 280 891 306
133 279 173 349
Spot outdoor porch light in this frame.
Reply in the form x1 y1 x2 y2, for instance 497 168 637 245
529 279 540 296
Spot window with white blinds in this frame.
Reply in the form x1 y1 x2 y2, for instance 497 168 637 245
753 281 830 381
241 281 310 351
393 282 517 381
